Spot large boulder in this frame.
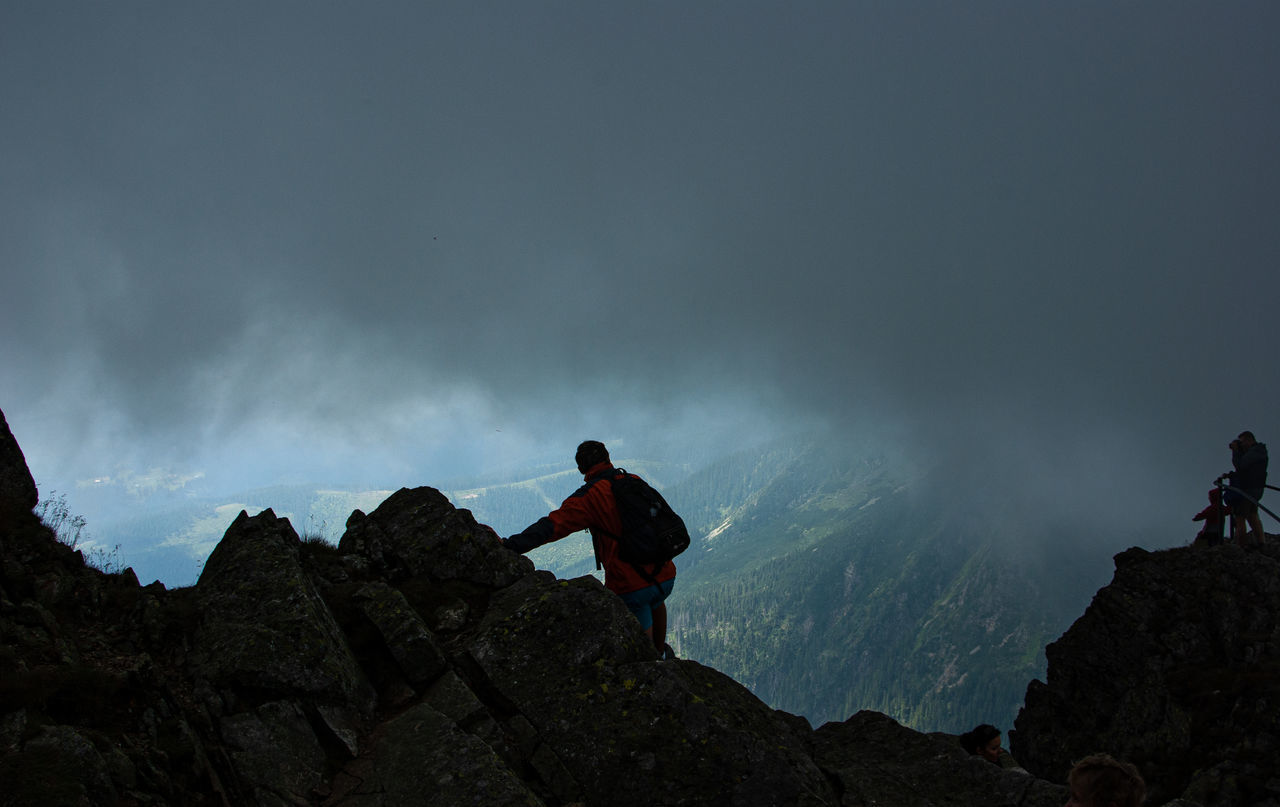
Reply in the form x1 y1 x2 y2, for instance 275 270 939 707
351 581 449 687
328 702 545 807
469 571 837 806
1013 544 1280 806
190 508 377 720
340 486 529 588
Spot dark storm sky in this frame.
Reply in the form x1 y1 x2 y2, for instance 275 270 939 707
3 2 1277 542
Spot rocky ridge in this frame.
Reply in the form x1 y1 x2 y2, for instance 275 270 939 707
2 406 1274 805
0 407 1067 806
1013 541 1280 807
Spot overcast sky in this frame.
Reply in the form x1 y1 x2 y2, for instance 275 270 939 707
3 2 1277 545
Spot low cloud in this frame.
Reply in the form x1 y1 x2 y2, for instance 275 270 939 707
3 3 1276 551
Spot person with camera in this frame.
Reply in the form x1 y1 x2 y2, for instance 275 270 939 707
1217 431 1269 547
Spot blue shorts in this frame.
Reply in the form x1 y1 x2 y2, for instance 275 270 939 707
618 578 675 631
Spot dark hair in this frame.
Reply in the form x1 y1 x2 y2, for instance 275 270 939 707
959 724 1000 755
1238 430 1256 442
575 440 609 473
1068 753 1145 807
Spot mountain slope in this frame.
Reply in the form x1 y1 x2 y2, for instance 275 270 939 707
448 436 1104 734
81 434 1106 735
664 437 1083 732
0 412 1074 806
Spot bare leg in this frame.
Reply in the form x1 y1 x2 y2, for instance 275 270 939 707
1248 511 1265 545
652 602 668 654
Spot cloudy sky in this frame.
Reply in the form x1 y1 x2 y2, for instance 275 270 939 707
3 2 1277 544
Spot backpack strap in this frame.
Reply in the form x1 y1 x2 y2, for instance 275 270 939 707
583 468 623 571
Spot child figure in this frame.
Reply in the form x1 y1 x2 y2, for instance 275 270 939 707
1191 487 1228 547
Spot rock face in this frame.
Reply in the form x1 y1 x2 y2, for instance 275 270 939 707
0 409 37 516
1012 543 1280 807
0 407 1072 806
11 403 1280 807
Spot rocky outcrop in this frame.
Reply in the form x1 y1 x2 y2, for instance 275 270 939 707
0 409 37 517
0 406 1074 806
815 711 1065 806
1012 543 1280 807
9 405 1262 806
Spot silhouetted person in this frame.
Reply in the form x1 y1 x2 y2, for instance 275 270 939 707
1191 487 1228 547
1064 753 1145 807
1217 430 1268 547
502 441 677 658
959 723 1025 771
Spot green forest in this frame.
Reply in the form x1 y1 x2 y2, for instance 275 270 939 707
88 435 1105 735
447 437 1099 734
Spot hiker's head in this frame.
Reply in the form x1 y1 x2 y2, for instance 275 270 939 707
1237 431 1257 448
575 440 610 474
1065 754 1145 807
960 724 1001 763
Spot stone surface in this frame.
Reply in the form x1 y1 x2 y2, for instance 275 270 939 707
0 417 1247 806
0 408 37 516
329 702 545 807
352 581 448 686
1013 543 1280 807
814 711 1066 806
220 699 328 805
339 486 529 587
191 508 377 715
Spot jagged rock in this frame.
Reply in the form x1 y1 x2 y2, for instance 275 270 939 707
24 723 118 803
352 581 448 686
339 486 529 587
0 415 1232 806
470 572 836 806
220 699 327 806
1013 544 1280 807
0 408 37 517
328 701 544 807
6 719 151 805
813 710 1066 806
470 571 656 677
190 508 377 717
422 669 488 724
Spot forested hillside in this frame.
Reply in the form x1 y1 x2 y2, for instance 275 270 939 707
88 436 1102 735
446 437 1100 734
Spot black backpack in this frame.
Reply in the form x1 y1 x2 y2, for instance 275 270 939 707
596 468 690 570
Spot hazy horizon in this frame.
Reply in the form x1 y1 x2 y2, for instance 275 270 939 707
5 2 1277 571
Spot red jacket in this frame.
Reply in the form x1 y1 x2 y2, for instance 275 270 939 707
506 460 677 595
1192 489 1228 528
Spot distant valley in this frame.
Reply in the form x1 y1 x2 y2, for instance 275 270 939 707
81 435 1125 734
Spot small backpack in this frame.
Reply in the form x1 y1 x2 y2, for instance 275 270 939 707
599 468 690 569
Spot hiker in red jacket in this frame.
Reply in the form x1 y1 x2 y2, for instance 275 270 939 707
502 440 677 659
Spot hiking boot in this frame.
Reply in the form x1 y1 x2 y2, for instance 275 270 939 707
660 643 677 661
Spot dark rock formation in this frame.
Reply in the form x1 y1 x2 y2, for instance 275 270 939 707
1013 543 1280 807
0 409 37 517
815 711 1066 806
0 405 1220 806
